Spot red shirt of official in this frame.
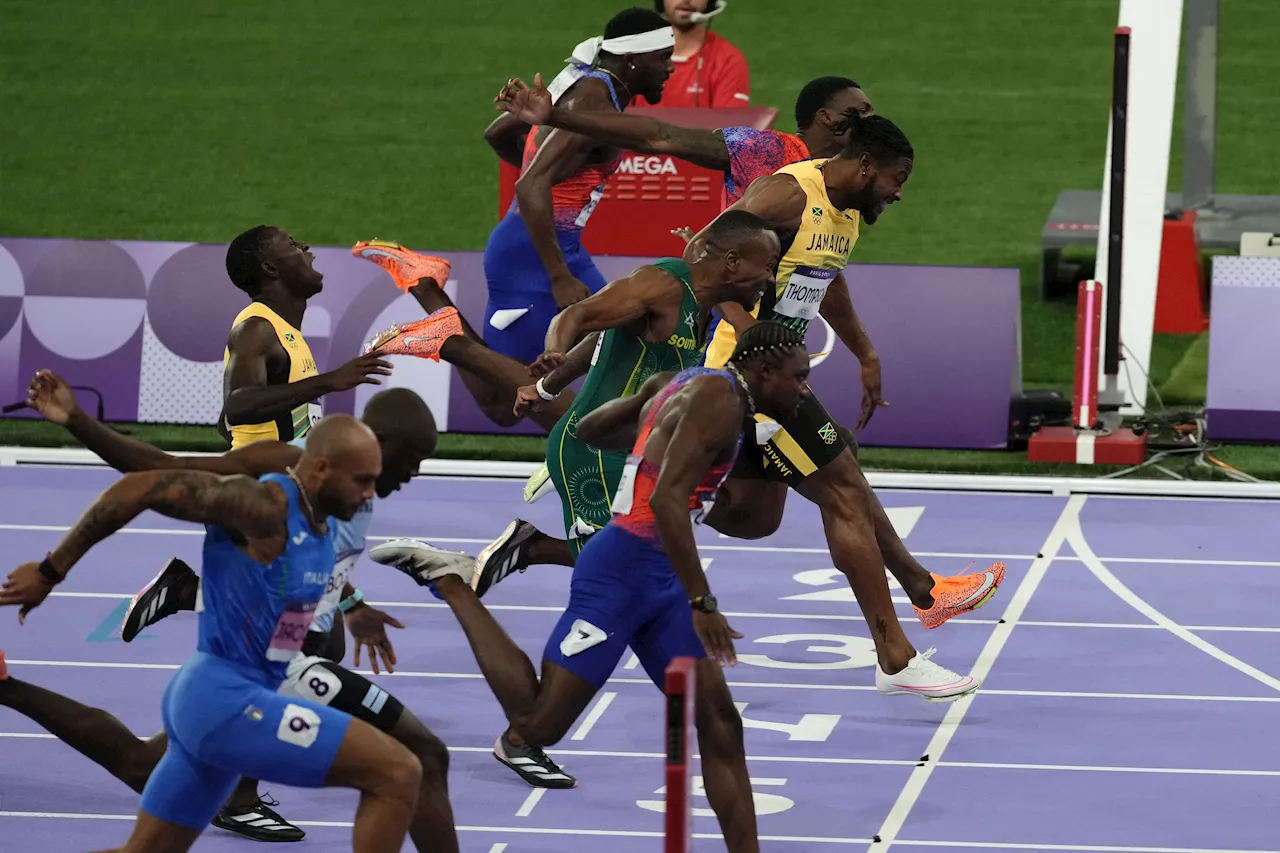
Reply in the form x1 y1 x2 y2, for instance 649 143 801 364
630 31 749 109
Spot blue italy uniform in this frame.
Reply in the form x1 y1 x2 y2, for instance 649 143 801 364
139 473 346 829
542 367 741 688
289 436 372 640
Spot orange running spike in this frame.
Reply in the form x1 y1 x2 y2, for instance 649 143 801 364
352 240 452 292
364 307 464 362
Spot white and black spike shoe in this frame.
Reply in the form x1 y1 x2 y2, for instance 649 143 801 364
120 557 199 642
369 538 477 588
211 794 305 842
493 732 578 789
473 519 538 597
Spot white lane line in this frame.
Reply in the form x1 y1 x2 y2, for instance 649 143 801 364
514 787 546 818
5 733 1278 777
8 659 1280 702
1067 513 1280 693
868 494 1088 852
41 593 1280 634
568 691 616 741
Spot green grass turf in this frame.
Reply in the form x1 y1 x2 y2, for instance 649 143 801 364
3 0 1279 479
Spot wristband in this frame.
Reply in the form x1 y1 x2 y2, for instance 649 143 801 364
38 555 64 585
535 377 558 401
338 589 364 612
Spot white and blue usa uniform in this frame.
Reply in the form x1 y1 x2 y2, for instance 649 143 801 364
139 472 351 830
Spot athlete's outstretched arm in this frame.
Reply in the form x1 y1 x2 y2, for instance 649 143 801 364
818 272 885 429
496 75 732 172
573 370 676 450
0 471 287 621
533 267 682 377
223 318 392 427
26 369 301 477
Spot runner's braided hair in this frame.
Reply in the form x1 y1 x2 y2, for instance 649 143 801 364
832 110 914 164
728 322 807 368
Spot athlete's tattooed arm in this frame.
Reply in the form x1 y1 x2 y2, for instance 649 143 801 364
50 471 286 577
1 471 288 620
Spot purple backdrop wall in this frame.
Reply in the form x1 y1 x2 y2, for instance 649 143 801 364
1206 255 1280 442
0 237 1020 449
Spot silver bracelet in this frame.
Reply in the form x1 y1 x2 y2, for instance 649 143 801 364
535 377 558 401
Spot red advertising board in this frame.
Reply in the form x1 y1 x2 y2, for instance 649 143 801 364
497 106 778 257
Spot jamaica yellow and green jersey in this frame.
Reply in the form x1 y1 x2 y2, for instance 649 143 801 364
223 302 320 449
704 158 860 368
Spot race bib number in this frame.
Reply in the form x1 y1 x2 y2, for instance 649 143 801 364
610 455 641 515
774 265 838 321
307 403 322 429
267 602 316 662
294 664 342 707
611 454 718 524
277 703 322 748
574 185 605 228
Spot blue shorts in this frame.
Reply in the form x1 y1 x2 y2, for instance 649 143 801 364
482 212 608 363
542 523 706 689
140 652 352 829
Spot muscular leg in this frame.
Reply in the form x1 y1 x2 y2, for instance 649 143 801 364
216 619 352 832
411 282 574 432
851 466 937 608
431 574 598 745
794 450 918 673
694 658 759 853
96 812 203 853
282 654 458 852
0 676 165 792
385 710 459 853
325 719 424 852
523 530 576 568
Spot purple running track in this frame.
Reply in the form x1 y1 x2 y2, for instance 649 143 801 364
2 466 1279 852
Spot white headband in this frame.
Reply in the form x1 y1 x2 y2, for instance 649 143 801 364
546 26 675 104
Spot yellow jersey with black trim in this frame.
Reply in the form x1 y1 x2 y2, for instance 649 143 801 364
705 158 860 368
222 302 320 449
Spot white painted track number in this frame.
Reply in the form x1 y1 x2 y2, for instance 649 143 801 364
736 633 878 670
637 776 794 817
735 702 840 742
